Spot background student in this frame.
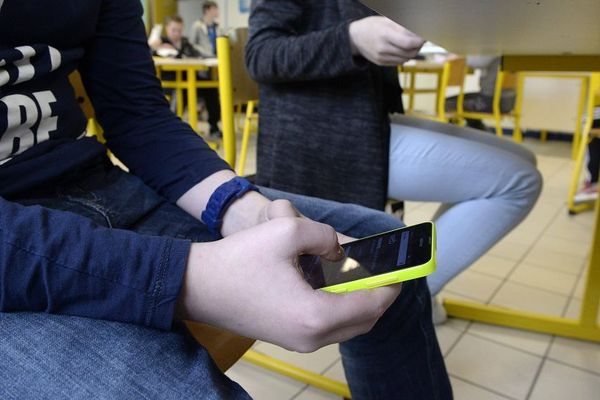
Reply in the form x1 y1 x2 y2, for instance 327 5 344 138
191 0 223 58
149 15 222 136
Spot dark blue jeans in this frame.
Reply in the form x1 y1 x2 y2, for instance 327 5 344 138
1 159 451 399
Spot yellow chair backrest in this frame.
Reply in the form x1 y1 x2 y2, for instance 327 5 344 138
446 57 467 87
501 71 518 90
228 27 259 105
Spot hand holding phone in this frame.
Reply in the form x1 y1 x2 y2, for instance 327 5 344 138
298 222 436 293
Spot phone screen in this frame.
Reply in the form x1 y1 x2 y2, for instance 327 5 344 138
298 223 432 290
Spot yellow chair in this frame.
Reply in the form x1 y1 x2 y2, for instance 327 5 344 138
401 57 467 123
568 72 600 215
457 69 522 139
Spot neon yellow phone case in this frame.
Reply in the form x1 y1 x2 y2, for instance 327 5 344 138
321 222 436 294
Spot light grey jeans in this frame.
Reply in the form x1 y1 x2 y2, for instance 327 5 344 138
388 115 543 295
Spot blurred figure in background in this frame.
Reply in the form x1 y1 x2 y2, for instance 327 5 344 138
191 1 223 58
150 15 221 136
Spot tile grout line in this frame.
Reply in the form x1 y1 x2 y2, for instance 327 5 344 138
544 356 600 378
525 236 594 399
462 268 577 300
524 339 554 400
288 357 342 400
484 204 569 307
463 330 550 359
448 374 519 400
442 321 473 358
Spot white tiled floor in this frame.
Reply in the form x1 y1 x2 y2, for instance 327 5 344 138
220 133 600 399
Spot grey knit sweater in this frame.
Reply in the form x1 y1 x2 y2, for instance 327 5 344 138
245 0 403 210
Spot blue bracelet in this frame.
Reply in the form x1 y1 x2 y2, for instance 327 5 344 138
201 176 259 238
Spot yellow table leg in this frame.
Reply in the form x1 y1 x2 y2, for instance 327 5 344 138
237 100 255 176
187 66 199 133
512 74 525 143
176 70 184 118
572 76 591 160
217 36 237 168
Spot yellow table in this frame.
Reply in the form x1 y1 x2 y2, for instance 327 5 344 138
445 56 600 343
153 57 219 134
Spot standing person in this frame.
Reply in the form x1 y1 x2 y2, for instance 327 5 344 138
445 56 516 131
150 15 222 136
191 1 223 58
246 0 542 319
0 0 451 398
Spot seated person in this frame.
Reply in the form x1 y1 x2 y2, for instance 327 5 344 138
575 107 600 203
149 15 221 136
191 1 223 58
246 0 542 323
0 0 450 398
446 56 516 131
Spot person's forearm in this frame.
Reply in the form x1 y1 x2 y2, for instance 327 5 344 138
176 170 271 237
0 197 187 330
246 0 367 83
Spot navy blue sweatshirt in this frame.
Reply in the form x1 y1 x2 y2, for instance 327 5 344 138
0 0 230 329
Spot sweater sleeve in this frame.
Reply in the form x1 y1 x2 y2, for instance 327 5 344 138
0 196 190 330
79 0 231 203
245 0 368 83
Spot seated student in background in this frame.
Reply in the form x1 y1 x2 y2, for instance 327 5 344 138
246 0 542 323
0 0 451 398
149 15 221 136
191 1 223 58
575 107 600 203
445 56 516 131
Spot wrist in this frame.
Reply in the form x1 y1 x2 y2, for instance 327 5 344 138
220 190 270 237
201 177 260 238
176 242 209 321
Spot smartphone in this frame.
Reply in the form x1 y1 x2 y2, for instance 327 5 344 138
298 222 436 293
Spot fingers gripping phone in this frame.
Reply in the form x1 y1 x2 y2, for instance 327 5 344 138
298 222 436 293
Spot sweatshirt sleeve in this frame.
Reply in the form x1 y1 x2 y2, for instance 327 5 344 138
0 196 190 330
79 0 231 203
245 0 368 83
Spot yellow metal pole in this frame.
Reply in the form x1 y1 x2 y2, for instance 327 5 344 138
176 70 184 118
187 65 199 133
493 70 504 137
408 71 416 112
242 350 352 398
436 63 450 122
572 76 590 160
217 36 236 168
512 73 525 143
237 100 255 176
